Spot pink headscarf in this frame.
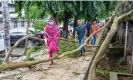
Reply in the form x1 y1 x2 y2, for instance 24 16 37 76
44 17 60 39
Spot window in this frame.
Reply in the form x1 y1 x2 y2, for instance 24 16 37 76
8 3 14 8
0 2 2 7
14 21 17 28
21 19 24 27
0 34 2 39
10 12 15 14
0 11 2 14
10 32 24 34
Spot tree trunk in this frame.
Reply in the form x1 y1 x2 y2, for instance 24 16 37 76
0 54 22 58
73 15 78 37
22 20 30 55
63 15 69 39
3 0 10 63
88 9 133 80
88 18 118 80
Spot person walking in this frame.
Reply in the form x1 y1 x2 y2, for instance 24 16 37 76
90 20 99 45
44 17 60 65
75 19 87 56
85 20 91 37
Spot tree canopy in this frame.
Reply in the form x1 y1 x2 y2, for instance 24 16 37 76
15 1 117 22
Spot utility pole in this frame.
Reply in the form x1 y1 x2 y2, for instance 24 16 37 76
2 0 10 62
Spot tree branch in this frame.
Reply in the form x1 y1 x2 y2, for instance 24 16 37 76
118 9 133 20
4 36 30 63
0 54 22 58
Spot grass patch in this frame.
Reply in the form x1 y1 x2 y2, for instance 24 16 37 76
96 68 109 76
59 39 79 58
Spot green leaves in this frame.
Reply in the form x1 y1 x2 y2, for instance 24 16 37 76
14 1 117 22
33 20 47 32
96 1 117 20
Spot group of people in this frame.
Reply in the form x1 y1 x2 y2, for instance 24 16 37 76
44 17 103 65
75 19 102 56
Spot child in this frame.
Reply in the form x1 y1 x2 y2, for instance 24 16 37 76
75 19 87 56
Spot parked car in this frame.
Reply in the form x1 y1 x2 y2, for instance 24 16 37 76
31 31 44 46
0 33 4 52
10 27 44 46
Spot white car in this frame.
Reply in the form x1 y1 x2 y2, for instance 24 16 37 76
0 33 4 51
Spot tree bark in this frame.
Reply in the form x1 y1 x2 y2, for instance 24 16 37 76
22 20 30 55
3 36 44 63
3 0 10 63
63 14 69 39
73 15 78 37
0 54 22 58
88 9 133 80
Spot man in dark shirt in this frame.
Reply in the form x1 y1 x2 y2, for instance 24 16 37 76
85 21 91 37
75 19 87 56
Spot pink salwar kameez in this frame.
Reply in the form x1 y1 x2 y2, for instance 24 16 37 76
44 19 60 64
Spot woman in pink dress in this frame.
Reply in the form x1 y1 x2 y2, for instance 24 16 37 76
44 17 60 65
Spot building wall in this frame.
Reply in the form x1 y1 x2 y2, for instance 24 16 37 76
0 1 33 31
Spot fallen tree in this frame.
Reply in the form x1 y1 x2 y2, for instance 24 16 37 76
1 11 121 71
0 54 22 58
3 36 68 63
88 3 133 80
0 21 108 71
21 20 30 59
3 34 96 60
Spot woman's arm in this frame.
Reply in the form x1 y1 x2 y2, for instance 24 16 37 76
44 27 48 47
